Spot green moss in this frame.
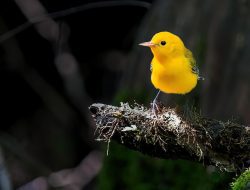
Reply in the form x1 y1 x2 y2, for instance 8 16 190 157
231 168 250 190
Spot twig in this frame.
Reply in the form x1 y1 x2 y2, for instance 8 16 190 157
89 103 250 172
0 1 151 43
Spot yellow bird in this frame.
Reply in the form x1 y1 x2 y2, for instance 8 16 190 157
139 31 203 112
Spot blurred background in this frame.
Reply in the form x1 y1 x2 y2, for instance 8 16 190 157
0 0 249 189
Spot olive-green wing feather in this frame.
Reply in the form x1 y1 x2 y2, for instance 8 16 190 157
185 48 204 80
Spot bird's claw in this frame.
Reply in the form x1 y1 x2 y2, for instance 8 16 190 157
151 100 159 116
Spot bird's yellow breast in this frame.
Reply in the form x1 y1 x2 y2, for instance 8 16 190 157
151 56 198 94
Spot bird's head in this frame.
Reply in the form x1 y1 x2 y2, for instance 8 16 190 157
139 31 185 61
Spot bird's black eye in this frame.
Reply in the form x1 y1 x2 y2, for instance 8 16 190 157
160 41 166 46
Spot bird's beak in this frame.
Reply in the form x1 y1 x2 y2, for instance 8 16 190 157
139 41 155 47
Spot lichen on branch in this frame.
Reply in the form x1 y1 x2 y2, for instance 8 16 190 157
89 103 250 172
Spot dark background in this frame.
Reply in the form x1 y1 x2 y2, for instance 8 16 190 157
0 0 249 189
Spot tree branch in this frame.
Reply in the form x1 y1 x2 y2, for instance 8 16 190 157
89 103 250 172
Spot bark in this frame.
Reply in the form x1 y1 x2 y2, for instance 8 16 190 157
89 103 250 172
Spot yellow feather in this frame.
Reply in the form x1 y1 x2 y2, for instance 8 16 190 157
141 31 199 94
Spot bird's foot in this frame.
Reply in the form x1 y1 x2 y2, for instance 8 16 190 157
151 100 159 116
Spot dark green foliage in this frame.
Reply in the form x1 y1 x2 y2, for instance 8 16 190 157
98 143 232 190
113 88 152 105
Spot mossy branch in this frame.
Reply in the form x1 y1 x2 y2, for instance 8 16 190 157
89 103 250 172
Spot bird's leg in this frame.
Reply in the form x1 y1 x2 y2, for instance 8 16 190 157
152 90 161 115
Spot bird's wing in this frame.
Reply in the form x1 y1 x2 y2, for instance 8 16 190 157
185 48 198 74
185 48 204 80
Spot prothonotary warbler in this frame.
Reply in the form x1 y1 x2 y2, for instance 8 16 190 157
139 31 204 113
